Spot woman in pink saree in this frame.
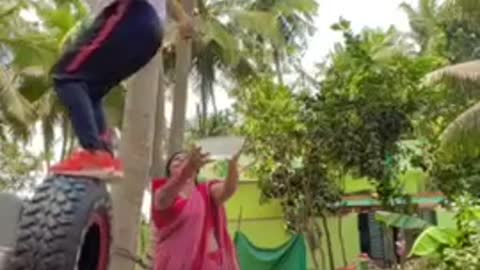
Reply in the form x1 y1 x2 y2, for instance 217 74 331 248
151 146 241 270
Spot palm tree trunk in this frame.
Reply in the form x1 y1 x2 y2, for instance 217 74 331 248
167 0 195 156
147 57 167 270
59 116 70 161
108 52 162 270
66 130 76 157
273 46 284 85
150 53 167 178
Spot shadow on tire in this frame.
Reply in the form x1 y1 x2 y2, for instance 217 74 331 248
9 176 112 270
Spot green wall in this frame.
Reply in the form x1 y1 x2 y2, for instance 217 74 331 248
226 181 361 269
204 162 430 269
226 181 283 220
306 215 360 270
436 208 455 228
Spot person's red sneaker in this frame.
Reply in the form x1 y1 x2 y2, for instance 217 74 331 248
49 149 123 179
112 157 123 172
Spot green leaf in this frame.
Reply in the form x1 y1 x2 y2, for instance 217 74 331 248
375 211 432 230
203 18 239 64
38 6 76 32
230 10 284 46
437 101 480 162
409 226 458 257
0 68 35 125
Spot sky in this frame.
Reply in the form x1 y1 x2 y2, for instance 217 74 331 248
302 0 415 69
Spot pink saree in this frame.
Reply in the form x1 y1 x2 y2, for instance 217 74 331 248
151 178 240 270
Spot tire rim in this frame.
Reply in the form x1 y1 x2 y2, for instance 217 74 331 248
76 212 110 270
90 213 110 270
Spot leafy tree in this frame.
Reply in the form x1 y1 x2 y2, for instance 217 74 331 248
401 0 480 63
400 0 480 198
304 21 441 211
400 0 445 56
234 78 341 269
423 61 480 198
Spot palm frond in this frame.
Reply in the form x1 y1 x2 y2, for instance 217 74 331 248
229 10 284 46
0 68 35 126
202 17 239 64
423 60 480 85
0 3 21 21
438 100 480 161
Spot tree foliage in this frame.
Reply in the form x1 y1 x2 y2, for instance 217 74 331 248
302 21 441 211
234 78 341 232
0 138 41 191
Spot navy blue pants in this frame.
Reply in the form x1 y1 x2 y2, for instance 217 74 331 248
52 0 163 151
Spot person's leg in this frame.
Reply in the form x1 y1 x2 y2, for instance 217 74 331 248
49 0 162 176
88 83 114 153
54 79 101 150
49 79 117 175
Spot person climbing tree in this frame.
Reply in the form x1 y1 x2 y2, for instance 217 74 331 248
48 0 194 177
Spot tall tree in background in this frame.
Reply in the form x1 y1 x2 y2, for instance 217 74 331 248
401 0 480 62
168 0 195 156
163 0 318 137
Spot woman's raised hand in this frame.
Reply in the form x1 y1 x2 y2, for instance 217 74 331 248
186 145 212 171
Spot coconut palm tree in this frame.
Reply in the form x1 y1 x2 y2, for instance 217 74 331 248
402 0 480 62
400 0 443 55
162 0 318 137
424 60 480 161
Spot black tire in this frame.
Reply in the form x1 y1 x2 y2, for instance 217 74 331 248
9 176 112 270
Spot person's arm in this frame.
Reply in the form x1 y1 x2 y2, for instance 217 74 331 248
154 161 195 210
211 150 242 205
154 147 210 210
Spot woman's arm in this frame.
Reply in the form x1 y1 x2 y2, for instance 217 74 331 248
154 161 194 210
154 147 210 210
211 150 242 205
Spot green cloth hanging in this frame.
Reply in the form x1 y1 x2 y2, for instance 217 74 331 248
234 231 307 270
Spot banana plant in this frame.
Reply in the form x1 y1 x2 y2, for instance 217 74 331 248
374 210 461 262
375 211 432 230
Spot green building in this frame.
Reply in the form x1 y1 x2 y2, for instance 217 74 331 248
222 168 452 269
